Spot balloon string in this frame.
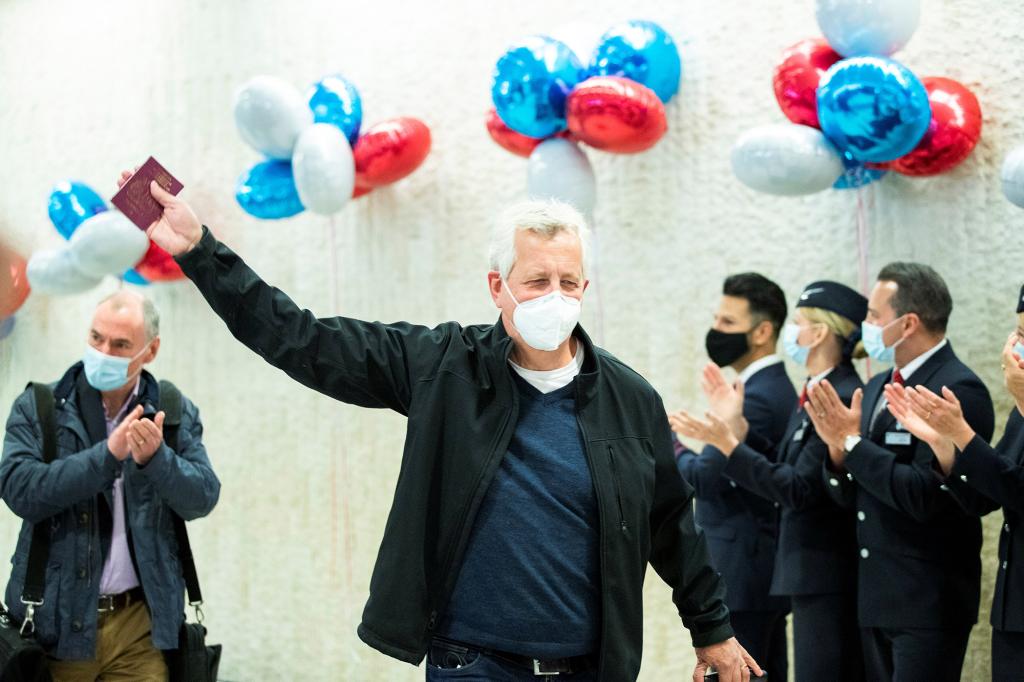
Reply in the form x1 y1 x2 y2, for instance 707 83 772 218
856 186 872 378
588 217 605 345
327 215 354 591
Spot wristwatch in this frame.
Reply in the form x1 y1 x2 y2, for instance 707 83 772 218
843 434 862 453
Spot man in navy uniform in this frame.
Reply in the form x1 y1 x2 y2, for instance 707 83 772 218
806 262 994 682
674 273 796 682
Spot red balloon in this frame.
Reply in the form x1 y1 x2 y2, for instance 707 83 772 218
566 76 667 154
486 108 545 157
352 184 373 199
888 77 982 177
772 38 841 128
134 241 185 282
353 117 432 188
0 242 29 318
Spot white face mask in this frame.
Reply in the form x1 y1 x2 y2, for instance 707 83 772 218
503 278 582 352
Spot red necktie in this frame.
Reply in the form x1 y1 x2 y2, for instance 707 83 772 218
798 381 809 410
891 368 904 386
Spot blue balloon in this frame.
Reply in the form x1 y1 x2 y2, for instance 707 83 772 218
833 151 887 190
816 57 931 163
48 181 108 239
491 36 586 139
589 20 682 104
307 75 362 145
121 269 150 285
235 160 305 220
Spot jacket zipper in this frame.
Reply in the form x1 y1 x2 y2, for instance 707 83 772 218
607 446 628 532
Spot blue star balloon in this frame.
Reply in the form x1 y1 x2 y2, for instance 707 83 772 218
307 75 362 145
48 181 108 239
235 160 305 220
817 57 931 163
491 36 586 139
590 20 681 104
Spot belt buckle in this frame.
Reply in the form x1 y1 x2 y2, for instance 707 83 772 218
533 659 561 676
97 595 115 613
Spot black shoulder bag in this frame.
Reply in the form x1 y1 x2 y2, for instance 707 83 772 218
0 384 56 681
158 380 222 682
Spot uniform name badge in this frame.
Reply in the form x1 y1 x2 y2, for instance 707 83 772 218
885 431 912 446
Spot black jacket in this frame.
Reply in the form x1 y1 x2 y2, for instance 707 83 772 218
951 407 1024 633
826 342 994 630
677 361 796 612
724 363 862 597
175 227 733 680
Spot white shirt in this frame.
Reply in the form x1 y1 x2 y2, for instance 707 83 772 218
897 338 948 381
739 354 784 383
510 343 584 394
808 366 834 389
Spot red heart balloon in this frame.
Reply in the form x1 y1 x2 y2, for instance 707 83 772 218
353 117 432 188
566 76 667 154
772 38 841 129
888 77 982 177
0 242 29 317
134 241 185 282
353 184 373 198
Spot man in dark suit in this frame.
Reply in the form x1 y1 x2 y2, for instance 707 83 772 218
674 273 797 682
806 262 995 682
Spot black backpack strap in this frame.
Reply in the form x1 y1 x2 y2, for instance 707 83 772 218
20 384 57 633
158 381 204 611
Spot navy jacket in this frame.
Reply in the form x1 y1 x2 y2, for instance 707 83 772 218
950 407 1024 633
724 364 862 597
826 342 994 630
677 361 796 612
0 365 220 660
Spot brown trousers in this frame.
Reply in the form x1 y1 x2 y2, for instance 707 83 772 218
47 600 168 682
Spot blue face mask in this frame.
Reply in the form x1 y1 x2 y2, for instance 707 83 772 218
861 317 904 364
1015 341 1024 360
782 323 811 366
83 344 148 391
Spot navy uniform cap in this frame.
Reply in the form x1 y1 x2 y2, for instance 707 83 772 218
796 280 868 324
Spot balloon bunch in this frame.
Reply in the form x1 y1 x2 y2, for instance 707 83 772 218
486 20 680 215
27 181 185 296
233 75 431 219
733 0 983 196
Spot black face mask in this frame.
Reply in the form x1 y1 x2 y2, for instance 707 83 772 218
705 328 750 367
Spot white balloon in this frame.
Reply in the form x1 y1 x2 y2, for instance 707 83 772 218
1002 145 1024 209
68 211 149 278
731 124 845 197
816 0 921 57
234 76 314 159
292 123 355 215
527 139 597 218
27 249 102 295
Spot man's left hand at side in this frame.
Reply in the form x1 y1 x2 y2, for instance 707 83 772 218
127 411 166 466
694 636 762 682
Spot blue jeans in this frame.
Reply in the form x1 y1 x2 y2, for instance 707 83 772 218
425 639 598 681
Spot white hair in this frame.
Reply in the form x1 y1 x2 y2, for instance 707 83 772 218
488 200 591 280
98 290 160 340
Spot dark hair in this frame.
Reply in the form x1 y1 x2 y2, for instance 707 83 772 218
723 272 787 339
876 262 952 333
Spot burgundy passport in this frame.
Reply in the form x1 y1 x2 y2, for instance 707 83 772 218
111 157 183 230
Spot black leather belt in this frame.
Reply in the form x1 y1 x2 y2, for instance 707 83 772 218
97 586 145 612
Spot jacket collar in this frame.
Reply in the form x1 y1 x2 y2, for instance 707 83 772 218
52 362 160 445
490 316 600 406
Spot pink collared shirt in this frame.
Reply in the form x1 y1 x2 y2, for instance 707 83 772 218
98 379 142 595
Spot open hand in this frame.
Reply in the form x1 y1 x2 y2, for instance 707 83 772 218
106 405 143 461
668 409 740 456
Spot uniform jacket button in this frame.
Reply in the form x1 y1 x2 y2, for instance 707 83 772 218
860 548 870 559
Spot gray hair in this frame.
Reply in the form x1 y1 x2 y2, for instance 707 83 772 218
99 290 160 340
488 200 591 280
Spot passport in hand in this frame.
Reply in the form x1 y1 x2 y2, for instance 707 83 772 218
111 156 183 230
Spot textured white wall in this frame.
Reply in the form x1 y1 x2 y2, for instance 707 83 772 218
0 0 1021 679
